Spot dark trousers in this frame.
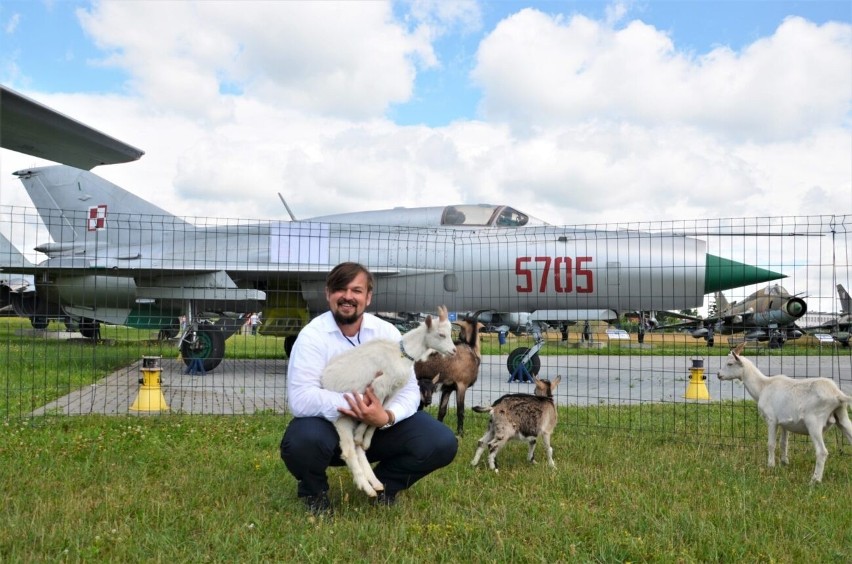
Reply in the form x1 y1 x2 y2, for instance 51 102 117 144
280 410 458 498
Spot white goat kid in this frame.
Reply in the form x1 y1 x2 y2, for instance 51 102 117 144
321 306 456 497
717 343 852 483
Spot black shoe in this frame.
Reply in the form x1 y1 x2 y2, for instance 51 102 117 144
372 490 397 507
302 491 333 516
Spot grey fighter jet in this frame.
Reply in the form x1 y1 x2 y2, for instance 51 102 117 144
799 284 851 347
0 86 787 371
1 165 786 370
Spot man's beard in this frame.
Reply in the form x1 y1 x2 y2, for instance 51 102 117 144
332 310 360 326
333 300 361 326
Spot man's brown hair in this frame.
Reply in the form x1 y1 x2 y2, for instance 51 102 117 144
326 262 374 293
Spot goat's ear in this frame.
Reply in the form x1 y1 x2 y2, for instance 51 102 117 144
425 315 433 329
734 342 745 355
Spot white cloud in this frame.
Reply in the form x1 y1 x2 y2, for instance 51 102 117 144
0 2 849 231
76 1 435 121
4 13 21 34
472 11 850 141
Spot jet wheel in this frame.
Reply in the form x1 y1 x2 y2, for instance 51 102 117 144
79 319 101 340
506 347 541 378
30 315 49 330
181 325 225 372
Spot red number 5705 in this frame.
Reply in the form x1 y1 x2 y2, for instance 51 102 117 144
515 256 593 293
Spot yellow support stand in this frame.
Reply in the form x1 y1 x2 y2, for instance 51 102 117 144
130 356 169 412
683 357 711 400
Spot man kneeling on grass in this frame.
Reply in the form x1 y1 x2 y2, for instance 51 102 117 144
280 262 458 515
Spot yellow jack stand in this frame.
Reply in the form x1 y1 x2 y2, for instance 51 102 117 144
130 356 169 412
683 357 711 400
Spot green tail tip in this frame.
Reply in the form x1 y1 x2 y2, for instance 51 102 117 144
704 254 786 294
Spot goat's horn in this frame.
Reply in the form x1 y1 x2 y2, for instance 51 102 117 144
437 305 448 321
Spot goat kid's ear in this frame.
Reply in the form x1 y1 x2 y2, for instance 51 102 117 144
425 315 433 329
437 305 448 321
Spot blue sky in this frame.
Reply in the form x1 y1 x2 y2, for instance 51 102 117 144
3 1 849 127
0 0 849 228
392 1 852 126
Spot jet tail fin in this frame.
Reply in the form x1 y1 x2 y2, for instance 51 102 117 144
837 284 850 315
14 165 189 245
714 291 730 312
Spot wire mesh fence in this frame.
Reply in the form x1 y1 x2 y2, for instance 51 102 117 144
1 203 849 446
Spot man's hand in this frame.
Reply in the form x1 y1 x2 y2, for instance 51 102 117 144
338 385 390 427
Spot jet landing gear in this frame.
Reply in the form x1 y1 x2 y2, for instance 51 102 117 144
180 325 225 373
506 322 543 382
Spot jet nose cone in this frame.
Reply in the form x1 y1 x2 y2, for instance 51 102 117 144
785 298 807 318
704 255 786 293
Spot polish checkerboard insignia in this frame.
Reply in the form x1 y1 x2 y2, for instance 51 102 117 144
87 204 107 231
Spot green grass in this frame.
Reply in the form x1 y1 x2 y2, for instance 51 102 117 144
0 318 288 416
1 412 849 562
1 317 850 561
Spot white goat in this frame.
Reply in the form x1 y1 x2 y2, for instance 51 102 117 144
717 343 852 483
321 306 456 497
471 375 561 472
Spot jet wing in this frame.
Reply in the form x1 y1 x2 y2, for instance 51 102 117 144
0 86 145 169
650 310 707 331
0 257 402 279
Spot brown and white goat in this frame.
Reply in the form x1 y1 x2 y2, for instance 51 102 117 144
717 343 852 483
415 315 483 436
471 375 562 472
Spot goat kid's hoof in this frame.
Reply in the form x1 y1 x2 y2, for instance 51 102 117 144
360 485 378 497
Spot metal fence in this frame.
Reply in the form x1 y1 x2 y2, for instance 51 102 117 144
1 206 850 445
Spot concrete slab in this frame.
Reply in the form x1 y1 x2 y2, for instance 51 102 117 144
31 358 288 416
29 354 851 416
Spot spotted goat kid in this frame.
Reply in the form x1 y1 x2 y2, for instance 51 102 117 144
471 376 561 472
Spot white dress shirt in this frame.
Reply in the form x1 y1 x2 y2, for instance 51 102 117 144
287 311 421 423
